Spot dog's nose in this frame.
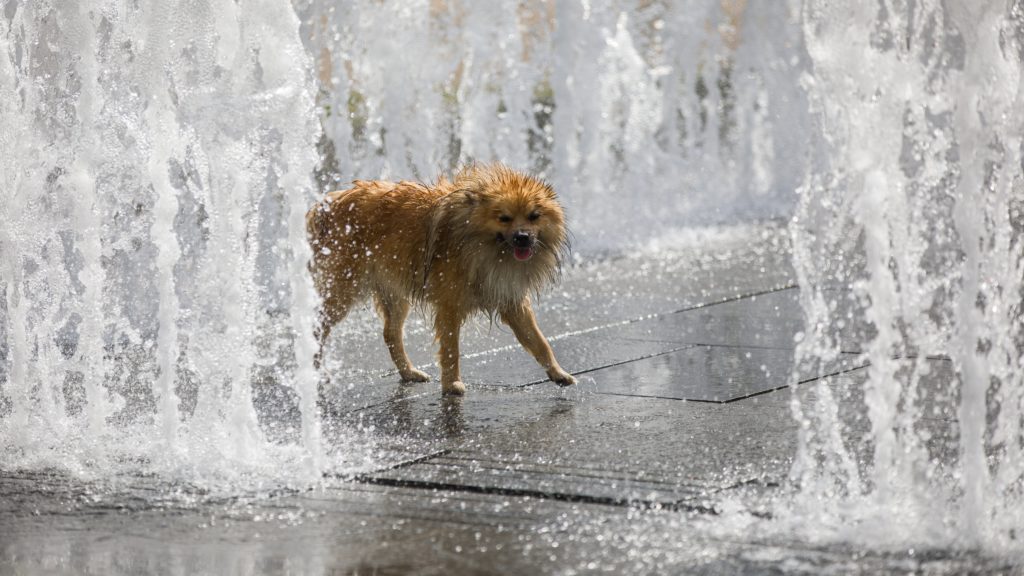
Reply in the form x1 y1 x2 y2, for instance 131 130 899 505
511 230 533 248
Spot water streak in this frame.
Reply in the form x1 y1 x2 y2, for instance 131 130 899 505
791 0 1024 552
298 0 809 248
0 0 326 486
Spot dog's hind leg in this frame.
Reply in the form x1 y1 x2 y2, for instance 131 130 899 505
374 291 430 383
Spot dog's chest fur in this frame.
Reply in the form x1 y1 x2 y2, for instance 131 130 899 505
463 245 557 312
469 259 540 311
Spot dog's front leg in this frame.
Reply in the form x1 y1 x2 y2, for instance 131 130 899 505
500 301 576 386
435 306 467 395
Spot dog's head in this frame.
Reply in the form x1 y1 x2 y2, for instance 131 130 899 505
454 164 568 265
426 164 569 299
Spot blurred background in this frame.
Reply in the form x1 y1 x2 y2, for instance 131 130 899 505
295 0 809 249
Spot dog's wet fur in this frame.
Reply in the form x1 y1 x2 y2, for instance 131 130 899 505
307 163 575 395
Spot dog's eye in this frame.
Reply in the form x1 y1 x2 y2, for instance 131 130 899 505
528 211 540 221
498 215 512 223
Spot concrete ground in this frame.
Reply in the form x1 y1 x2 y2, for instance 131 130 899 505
0 225 1016 575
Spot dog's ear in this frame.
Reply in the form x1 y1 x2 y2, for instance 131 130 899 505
457 188 484 205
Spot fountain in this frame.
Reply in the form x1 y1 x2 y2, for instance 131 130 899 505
789 0 1024 553
0 0 324 484
1 0 1022 565
297 0 809 249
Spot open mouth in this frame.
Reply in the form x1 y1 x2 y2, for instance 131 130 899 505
498 231 537 262
513 246 534 261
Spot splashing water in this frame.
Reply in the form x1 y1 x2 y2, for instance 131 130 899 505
0 1 326 486
298 0 810 249
788 0 1024 552
2 0 1022 559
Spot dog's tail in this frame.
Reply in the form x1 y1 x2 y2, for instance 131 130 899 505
306 199 332 251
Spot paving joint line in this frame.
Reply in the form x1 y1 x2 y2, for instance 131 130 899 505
592 390 726 404
722 361 873 404
413 457 707 488
342 475 718 515
662 284 799 316
380 449 452 473
437 452 711 480
588 361 871 404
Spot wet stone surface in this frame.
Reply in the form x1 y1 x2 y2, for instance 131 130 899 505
353 388 798 511
1 237 1012 575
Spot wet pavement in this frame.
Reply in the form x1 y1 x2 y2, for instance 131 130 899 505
1 227 1017 575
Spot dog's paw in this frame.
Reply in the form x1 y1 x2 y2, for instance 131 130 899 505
442 381 467 396
400 368 431 382
548 369 577 387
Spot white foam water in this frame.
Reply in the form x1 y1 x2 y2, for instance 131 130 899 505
0 0 328 489
788 0 1024 553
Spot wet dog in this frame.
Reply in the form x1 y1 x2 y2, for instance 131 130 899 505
307 163 576 395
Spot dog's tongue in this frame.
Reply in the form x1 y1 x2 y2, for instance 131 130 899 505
513 246 534 261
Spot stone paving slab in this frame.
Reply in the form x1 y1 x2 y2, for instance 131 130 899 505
3 490 1006 576
589 344 865 402
365 451 714 510
318 334 691 417
0 476 635 575
345 386 803 509
607 287 803 347
605 286 866 354
317 321 695 415
318 285 859 415
459 333 691 387
529 228 796 332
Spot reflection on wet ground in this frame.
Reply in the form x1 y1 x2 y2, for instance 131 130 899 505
1 231 1016 574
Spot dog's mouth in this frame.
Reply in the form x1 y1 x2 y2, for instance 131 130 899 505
512 246 535 261
498 232 537 261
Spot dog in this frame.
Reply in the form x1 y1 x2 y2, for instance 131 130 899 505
307 163 576 396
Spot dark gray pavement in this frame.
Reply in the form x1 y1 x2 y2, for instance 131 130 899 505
0 226 1013 575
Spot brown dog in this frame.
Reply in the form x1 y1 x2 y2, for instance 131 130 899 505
307 163 576 395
